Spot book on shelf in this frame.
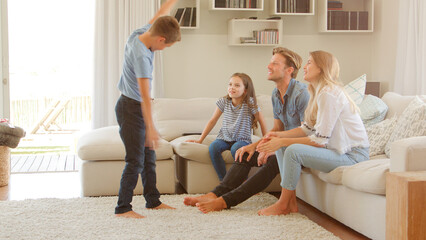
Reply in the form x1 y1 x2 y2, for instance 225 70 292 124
252 29 279 44
181 7 192 27
278 0 309 13
358 11 368 30
327 1 343 9
240 37 257 44
216 0 258 9
327 10 369 31
174 8 185 24
191 7 197 27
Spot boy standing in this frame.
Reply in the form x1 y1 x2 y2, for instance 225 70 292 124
115 0 181 219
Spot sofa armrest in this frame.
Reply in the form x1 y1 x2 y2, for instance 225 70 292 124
390 136 426 172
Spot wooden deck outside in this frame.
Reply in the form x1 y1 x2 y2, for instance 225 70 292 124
11 154 79 173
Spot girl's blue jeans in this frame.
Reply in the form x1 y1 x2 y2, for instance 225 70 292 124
275 144 370 190
209 139 249 181
114 95 161 214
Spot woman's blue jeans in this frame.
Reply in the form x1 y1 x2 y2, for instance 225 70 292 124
209 139 249 181
114 95 161 214
276 144 370 190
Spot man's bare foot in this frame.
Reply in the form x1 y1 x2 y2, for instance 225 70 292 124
149 203 176 210
196 197 227 214
183 192 217 206
115 210 145 219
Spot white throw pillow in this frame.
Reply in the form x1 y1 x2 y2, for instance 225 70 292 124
385 96 426 157
366 117 398 157
344 74 367 105
359 94 388 128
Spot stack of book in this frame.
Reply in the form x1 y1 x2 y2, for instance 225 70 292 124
327 11 368 30
174 7 197 27
215 0 258 9
240 37 257 44
327 1 368 30
253 29 279 44
276 0 310 13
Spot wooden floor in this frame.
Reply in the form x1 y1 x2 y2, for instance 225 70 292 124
11 154 79 173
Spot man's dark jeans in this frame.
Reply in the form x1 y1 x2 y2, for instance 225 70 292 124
212 152 280 208
114 95 161 214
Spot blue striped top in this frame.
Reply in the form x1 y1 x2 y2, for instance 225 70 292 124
216 97 260 143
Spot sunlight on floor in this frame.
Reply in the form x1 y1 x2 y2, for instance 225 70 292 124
8 172 80 201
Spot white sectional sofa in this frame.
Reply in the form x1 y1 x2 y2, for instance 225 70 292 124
77 91 426 240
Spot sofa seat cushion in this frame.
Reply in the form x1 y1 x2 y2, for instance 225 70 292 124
311 166 348 185
77 126 174 161
171 135 261 164
342 159 390 195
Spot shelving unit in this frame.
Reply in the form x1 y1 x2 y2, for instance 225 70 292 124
209 0 264 11
228 18 283 46
318 0 374 32
161 0 200 29
270 0 315 15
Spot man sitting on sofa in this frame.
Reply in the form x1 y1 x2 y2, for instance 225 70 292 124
184 47 310 213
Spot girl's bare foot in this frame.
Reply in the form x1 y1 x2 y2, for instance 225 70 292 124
115 210 145 219
183 192 218 206
149 203 176 210
196 197 227 214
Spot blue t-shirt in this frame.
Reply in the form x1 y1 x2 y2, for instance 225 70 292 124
272 78 310 130
117 24 154 102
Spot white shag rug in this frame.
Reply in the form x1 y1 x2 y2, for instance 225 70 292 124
0 193 340 240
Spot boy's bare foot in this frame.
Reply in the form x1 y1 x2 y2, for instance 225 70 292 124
149 203 176 210
183 192 218 206
115 210 145 219
196 197 227 214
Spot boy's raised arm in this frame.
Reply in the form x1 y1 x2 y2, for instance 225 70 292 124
149 0 179 24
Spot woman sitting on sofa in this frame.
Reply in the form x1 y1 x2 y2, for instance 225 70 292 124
256 50 370 216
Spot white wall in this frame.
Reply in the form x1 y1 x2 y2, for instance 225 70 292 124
1 0 10 118
162 0 379 98
372 0 400 96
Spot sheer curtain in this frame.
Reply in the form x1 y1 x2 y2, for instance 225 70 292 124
92 0 162 129
394 0 426 95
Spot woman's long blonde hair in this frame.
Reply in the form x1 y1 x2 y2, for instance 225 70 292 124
304 51 359 126
224 73 259 129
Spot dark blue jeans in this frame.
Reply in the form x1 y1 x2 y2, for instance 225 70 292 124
114 95 161 214
209 139 249 181
212 151 280 208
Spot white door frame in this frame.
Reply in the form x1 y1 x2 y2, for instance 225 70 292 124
0 0 10 119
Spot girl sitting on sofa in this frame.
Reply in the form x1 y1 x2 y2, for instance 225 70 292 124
255 51 370 216
186 73 267 181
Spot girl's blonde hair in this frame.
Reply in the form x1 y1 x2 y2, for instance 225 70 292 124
304 51 359 126
224 73 259 129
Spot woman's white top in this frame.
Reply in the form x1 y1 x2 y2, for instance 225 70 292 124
301 86 369 154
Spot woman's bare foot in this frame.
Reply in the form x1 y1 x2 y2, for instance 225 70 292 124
258 188 298 216
115 210 145 219
183 192 218 206
149 203 176 210
196 197 227 214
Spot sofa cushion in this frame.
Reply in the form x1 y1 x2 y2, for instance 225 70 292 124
153 97 220 141
171 135 261 164
366 116 398 157
359 94 388 128
344 74 366 105
342 159 390 195
385 96 426 157
77 126 174 161
311 166 349 185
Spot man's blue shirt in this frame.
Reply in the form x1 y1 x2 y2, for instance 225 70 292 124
117 24 153 102
271 78 310 130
